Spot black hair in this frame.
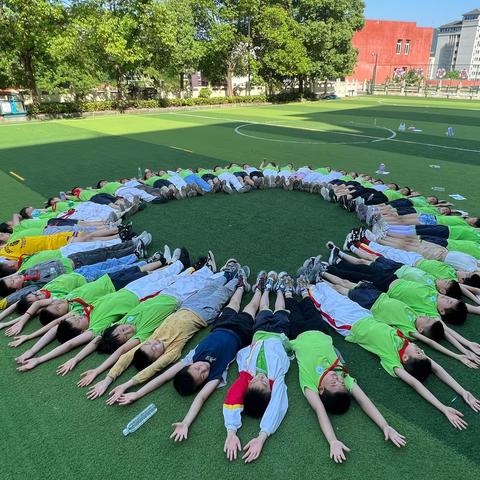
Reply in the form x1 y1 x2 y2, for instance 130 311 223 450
132 348 154 371
422 320 445 342
97 325 124 354
95 180 107 189
45 197 55 207
390 183 399 190
444 281 462 299
243 386 271 418
403 356 432 383
173 366 200 396
441 301 467 325
0 279 16 297
16 295 35 315
19 207 31 219
319 390 352 415
402 187 412 196
0 222 11 233
464 274 480 288
39 308 59 326
429 196 439 204
441 207 452 215
56 319 83 343
472 218 480 228
0 262 15 279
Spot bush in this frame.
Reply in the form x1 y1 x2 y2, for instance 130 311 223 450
198 87 212 99
26 92 312 116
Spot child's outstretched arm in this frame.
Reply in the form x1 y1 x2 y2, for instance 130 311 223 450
170 379 221 442
351 384 406 447
305 387 351 463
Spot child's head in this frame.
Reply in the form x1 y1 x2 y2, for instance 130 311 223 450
401 343 432 382
466 217 480 228
435 279 462 299
243 373 272 418
96 180 108 189
462 273 480 288
132 340 165 370
414 316 445 341
97 324 135 353
56 315 89 343
0 232 11 245
173 361 210 396
119 178 130 184
427 196 439 205
387 182 399 190
437 295 467 325
0 221 12 233
16 291 48 314
319 370 352 414
19 207 34 219
399 187 411 196
0 260 17 279
438 206 452 215
39 300 70 325
0 275 24 296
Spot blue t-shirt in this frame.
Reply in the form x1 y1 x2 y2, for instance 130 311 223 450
182 329 241 385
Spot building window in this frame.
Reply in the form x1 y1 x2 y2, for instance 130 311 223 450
396 39 402 54
405 40 411 55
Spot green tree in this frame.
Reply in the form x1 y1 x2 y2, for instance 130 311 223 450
445 70 461 80
0 0 65 101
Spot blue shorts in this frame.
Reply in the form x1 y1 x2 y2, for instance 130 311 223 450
419 213 437 225
254 309 290 336
348 282 382 310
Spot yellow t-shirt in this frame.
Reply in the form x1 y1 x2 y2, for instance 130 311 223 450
0 233 72 260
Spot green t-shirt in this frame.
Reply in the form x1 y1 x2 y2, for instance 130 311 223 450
371 294 417 339
253 330 292 353
264 163 278 171
89 289 139 336
292 331 355 395
339 175 354 181
99 182 122 196
144 176 161 186
436 216 467 227
416 259 457 281
415 205 440 215
447 240 480 259
384 189 405 201
18 250 73 273
78 189 101 201
447 226 480 242
44 273 87 298
410 196 429 207
256 344 268 374
387 279 438 318
395 265 436 287
280 165 294 173
177 169 194 179
228 165 244 174
66 274 116 314
360 180 374 188
9 227 44 242
197 168 214 176
214 168 228 175
117 293 179 342
314 167 329 174
346 317 405 376
50 200 77 213
13 218 49 234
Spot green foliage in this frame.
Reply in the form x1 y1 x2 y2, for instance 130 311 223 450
198 87 213 98
445 70 461 80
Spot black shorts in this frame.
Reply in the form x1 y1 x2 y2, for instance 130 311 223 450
108 267 147 291
233 172 248 179
396 207 416 216
201 174 217 182
153 179 173 189
248 170 263 178
90 193 117 205
421 235 448 247
212 307 254 347
388 199 413 209
47 218 78 226
254 309 290 336
345 181 361 187
329 179 345 186
373 256 403 272
363 191 389 205
286 297 329 339
348 282 382 310
416 225 449 239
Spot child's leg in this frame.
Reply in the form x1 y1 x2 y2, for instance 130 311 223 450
259 288 271 311
243 289 262 317
274 290 285 312
338 251 371 265
224 286 245 313
324 280 350 296
322 272 357 289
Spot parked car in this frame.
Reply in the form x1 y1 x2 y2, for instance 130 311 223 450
319 93 340 100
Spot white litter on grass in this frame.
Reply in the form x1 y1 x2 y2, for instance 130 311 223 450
376 170 390 175
429 164 441 168
432 187 446 192
449 194 466 200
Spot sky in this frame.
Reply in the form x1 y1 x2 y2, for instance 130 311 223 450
365 0 479 27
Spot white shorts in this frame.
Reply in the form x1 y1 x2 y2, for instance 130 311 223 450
61 202 116 222
116 186 156 203
263 169 278 177
308 282 372 336
367 241 423 266
278 170 293 179
60 238 121 257
445 251 479 272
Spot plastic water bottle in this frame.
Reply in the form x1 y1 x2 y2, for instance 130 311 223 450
59 191 66 200
137 167 142 179
122 403 157 436
378 163 385 174
431 187 445 192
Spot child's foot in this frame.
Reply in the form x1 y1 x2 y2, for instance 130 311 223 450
206 251 216 272
296 275 309 295
274 271 288 292
163 245 172 263
265 271 278 291
283 274 294 296
254 270 267 292
237 266 251 292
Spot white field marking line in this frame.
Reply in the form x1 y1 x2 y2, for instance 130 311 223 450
169 111 480 153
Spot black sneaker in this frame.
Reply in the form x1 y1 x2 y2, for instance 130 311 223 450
133 240 147 259
192 256 207 270
179 247 191 269
147 252 167 265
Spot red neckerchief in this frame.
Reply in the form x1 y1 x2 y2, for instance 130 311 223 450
318 358 349 389
396 329 410 359
72 188 81 198
22 272 40 283
40 289 51 299
59 208 76 219
17 255 27 269
68 297 94 320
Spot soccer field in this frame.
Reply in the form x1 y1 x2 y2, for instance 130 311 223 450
0 96 479 479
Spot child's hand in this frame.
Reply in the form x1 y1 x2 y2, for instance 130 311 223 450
242 434 267 464
329 440 351 463
77 369 98 387
224 431 242 461
87 380 108 400
8 335 29 348
469 342 480 355
383 426 407 447
5 323 23 337
57 359 77 376
170 422 188 442
116 392 139 405
106 384 128 405
457 354 479 369
16 358 39 372
443 407 468 429
15 350 33 364
462 391 480 412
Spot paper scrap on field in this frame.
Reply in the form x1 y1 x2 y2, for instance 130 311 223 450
449 194 466 200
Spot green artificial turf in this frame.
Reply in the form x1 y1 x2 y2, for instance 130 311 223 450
0 96 479 480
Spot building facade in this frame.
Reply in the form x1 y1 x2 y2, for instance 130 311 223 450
349 20 434 84
432 9 480 79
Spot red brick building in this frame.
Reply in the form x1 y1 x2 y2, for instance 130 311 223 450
349 20 434 83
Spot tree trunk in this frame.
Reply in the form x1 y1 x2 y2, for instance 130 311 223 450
179 72 184 98
114 64 123 103
298 76 304 94
226 63 233 97
21 52 39 103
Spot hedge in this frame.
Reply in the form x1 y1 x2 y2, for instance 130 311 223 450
26 92 314 116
